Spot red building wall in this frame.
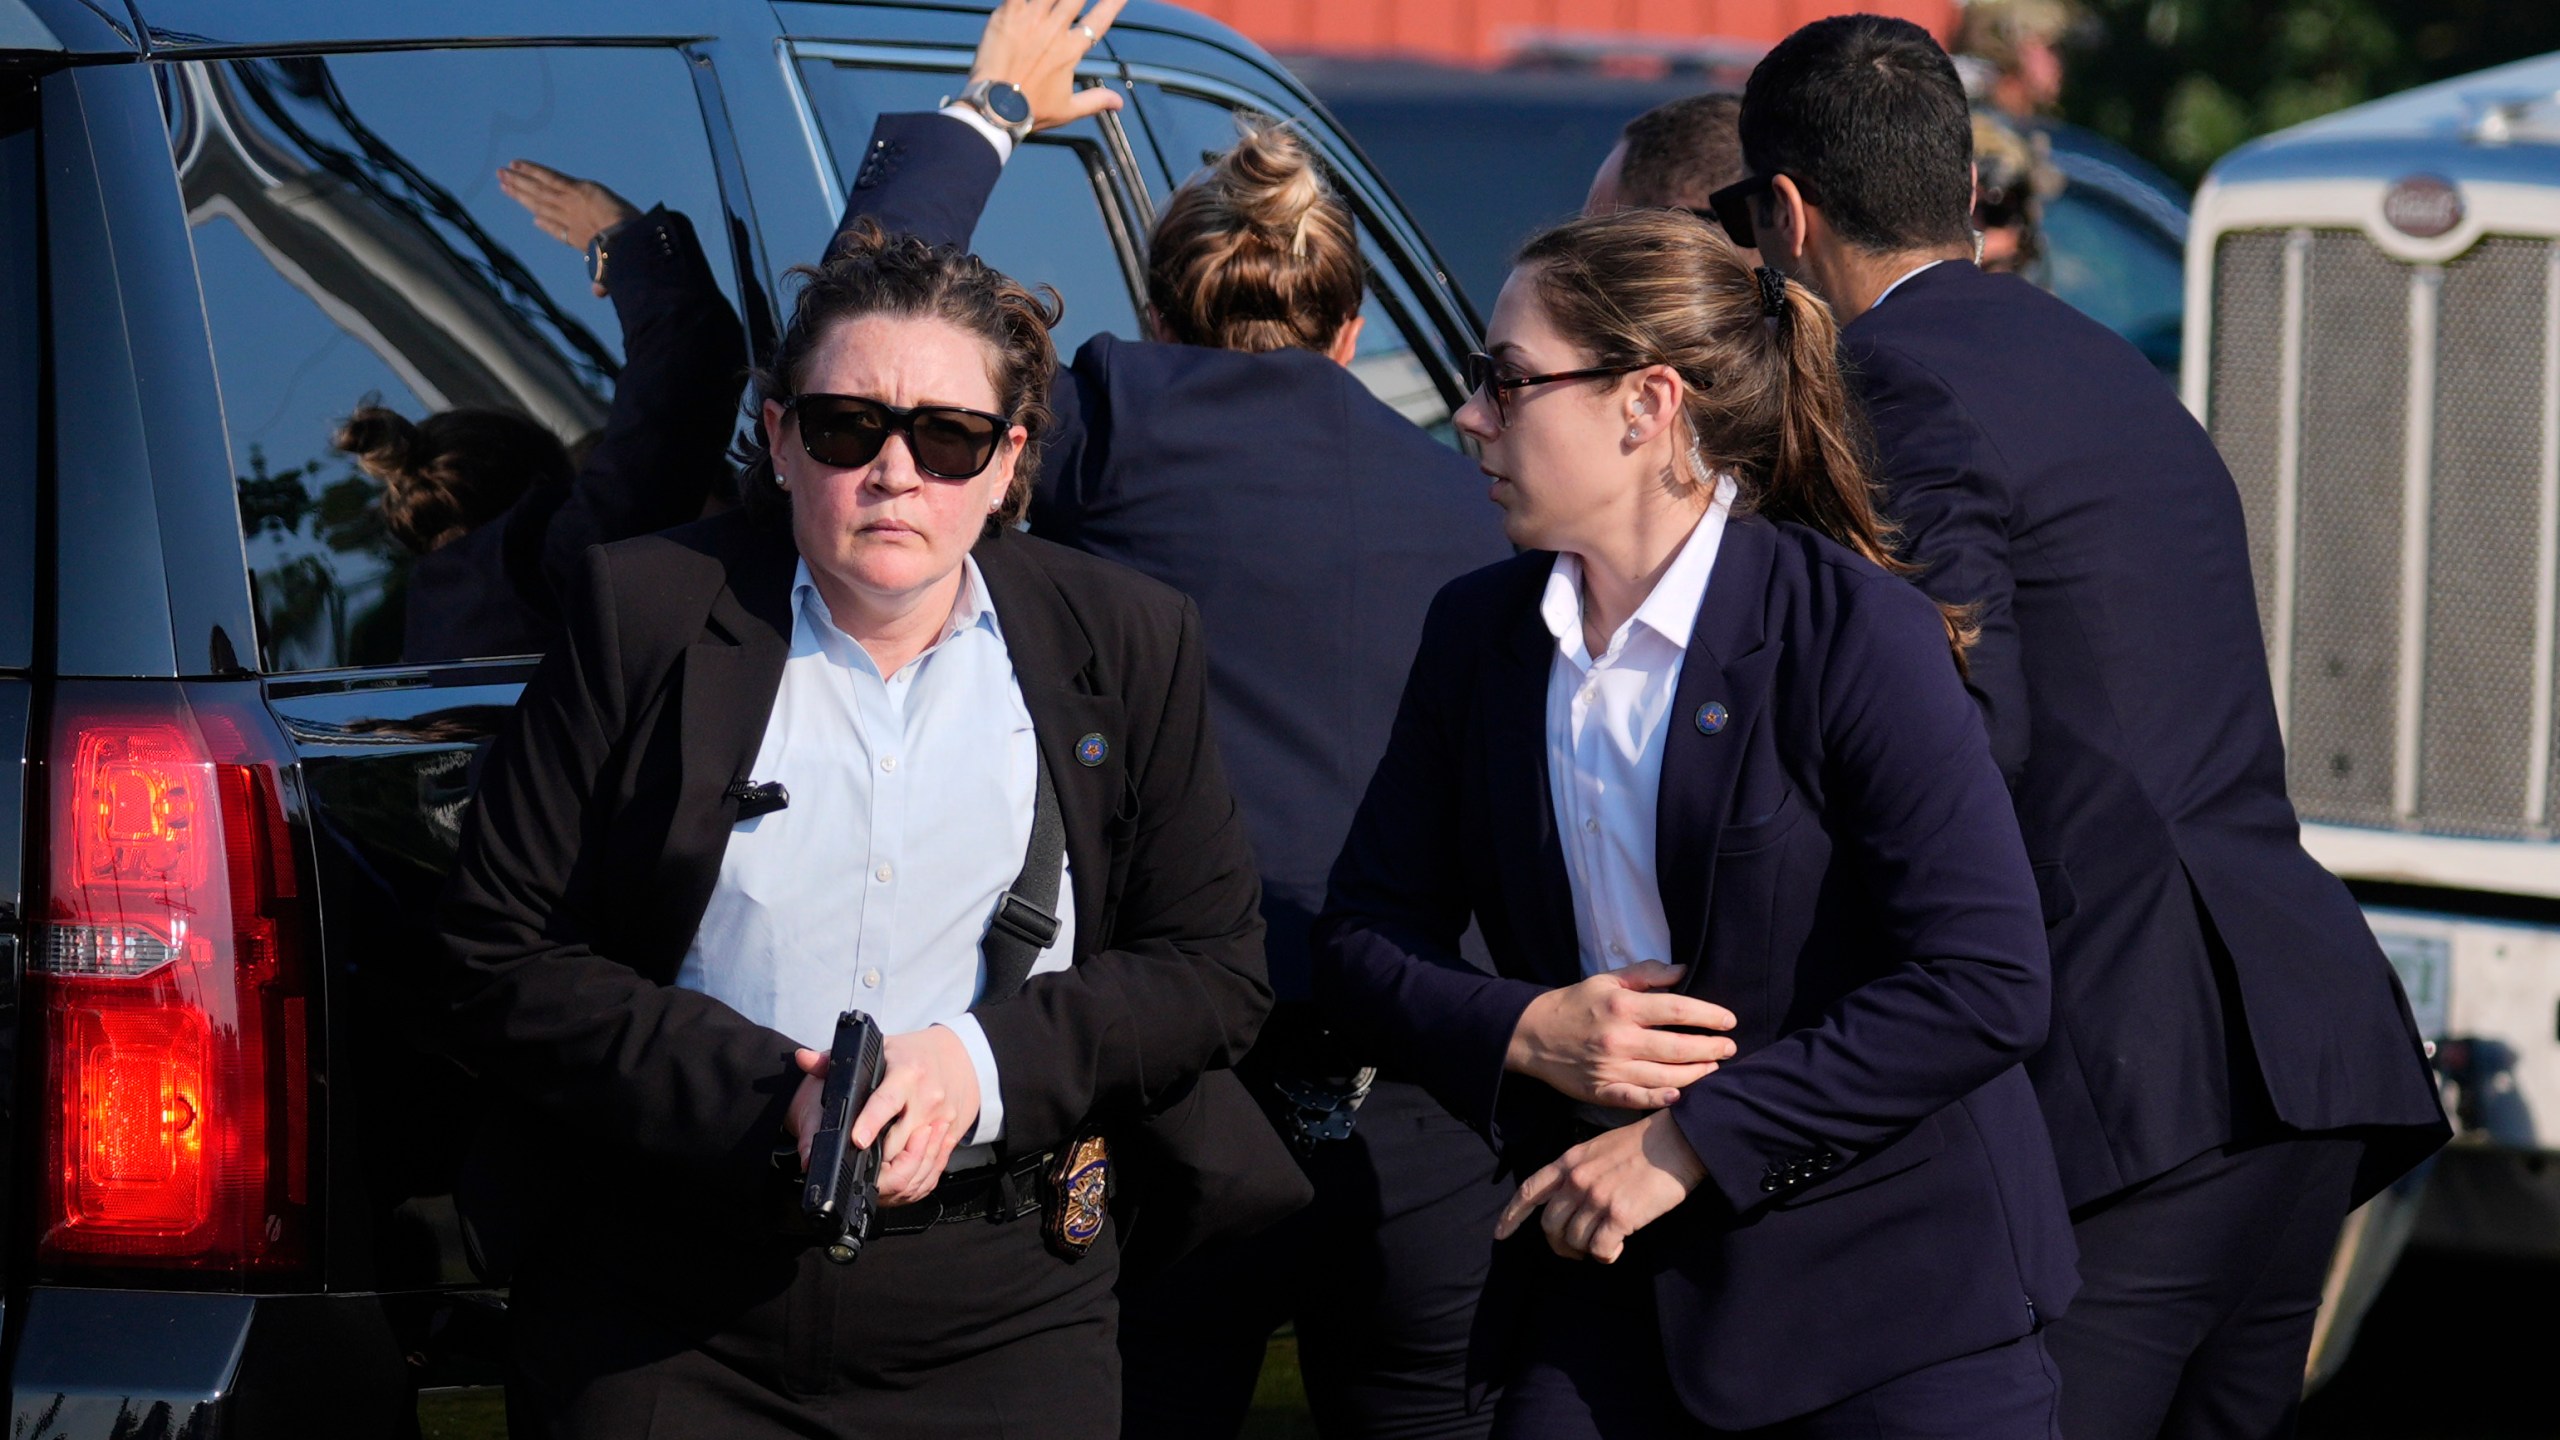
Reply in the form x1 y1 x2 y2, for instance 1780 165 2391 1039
1184 0 1961 63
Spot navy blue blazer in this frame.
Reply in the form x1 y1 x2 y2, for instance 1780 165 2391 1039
1315 517 2078 1427
836 112 1512 1000
405 206 745 663
1844 262 2448 1207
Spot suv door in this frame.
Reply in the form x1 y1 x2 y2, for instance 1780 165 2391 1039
158 42 759 1306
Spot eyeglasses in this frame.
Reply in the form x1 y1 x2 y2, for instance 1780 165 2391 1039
1704 171 1818 250
1464 352 1650 428
779 393 1012 479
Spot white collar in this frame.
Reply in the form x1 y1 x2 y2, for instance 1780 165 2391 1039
792 554 1000 650
1871 259 1948 311
1539 473 1739 663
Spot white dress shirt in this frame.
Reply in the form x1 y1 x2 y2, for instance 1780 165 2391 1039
1542 477 1738 978
676 557 1073 1158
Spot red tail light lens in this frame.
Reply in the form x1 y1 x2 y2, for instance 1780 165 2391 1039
35 683 313 1274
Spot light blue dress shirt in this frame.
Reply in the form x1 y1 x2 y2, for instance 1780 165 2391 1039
675 555 1074 1158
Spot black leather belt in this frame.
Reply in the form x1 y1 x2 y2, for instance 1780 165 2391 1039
870 1150 1049 1237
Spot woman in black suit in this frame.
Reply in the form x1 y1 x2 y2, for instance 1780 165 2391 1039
1317 212 2079 1437
835 4 1517 1434
436 224 1279 1437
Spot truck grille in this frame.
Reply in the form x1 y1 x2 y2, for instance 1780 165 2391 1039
2210 228 2559 838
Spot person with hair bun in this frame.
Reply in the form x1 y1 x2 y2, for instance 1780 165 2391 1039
336 158 745 662
438 220 1282 1437
1316 209 2078 1437
831 3 1516 1436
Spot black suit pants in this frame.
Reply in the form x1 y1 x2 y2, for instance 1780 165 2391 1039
507 1201 1120 1439
2044 1133 2363 1440
1118 1078 1511 1439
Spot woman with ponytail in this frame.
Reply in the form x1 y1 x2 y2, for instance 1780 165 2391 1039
1315 208 2077 1438
831 4 1515 1435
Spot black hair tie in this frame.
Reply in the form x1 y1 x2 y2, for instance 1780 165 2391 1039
1754 266 1788 317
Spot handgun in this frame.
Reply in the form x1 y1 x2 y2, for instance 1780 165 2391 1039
802 1009 888 1264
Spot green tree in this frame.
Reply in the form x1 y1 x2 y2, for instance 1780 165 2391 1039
2063 0 2560 186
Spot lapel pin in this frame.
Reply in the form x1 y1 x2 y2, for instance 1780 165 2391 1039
1696 702 1730 736
1076 733 1109 767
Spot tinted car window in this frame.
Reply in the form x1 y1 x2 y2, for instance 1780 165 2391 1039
171 50 743 671
0 79 36 671
1134 85 1456 440
2042 188 2185 376
794 60 1142 357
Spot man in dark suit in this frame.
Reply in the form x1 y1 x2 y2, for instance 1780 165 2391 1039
1723 16 2448 1437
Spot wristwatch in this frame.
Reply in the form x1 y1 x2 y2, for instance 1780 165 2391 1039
952 79 1036 144
583 214 639 290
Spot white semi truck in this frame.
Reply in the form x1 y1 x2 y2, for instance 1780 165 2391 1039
2182 49 2560 1382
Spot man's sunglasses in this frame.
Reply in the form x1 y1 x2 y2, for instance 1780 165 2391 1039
1703 171 1818 250
1463 352 1650 428
778 393 1012 479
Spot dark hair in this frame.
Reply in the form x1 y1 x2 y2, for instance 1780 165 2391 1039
1146 124 1362 355
1616 93 1748 211
1738 14 1976 254
334 404 572 554
1515 210 1975 667
740 220 1058 531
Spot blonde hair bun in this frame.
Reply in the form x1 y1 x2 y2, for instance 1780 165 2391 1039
1146 123 1362 354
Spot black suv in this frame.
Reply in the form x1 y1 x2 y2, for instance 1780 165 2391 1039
0 2 1477 1430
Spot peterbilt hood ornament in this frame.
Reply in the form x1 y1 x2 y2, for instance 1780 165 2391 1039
2381 174 2465 239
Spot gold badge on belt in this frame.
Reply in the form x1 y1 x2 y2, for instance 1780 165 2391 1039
1043 1132 1111 1261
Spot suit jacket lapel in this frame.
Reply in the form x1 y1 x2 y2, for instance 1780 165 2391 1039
1486 579 1582 986
972 531 1116 961
654 521 798 970
1657 517 1782 984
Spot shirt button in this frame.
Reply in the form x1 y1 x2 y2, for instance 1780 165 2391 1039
1583 817 1600 834
1609 940 1629 959
875 864 893 883
861 969 881 989
880 755 898 772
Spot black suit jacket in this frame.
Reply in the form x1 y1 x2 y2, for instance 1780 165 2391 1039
834 112 1513 998
404 206 746 663
1318 517 2078 1427
1844 261 2447 1206
436 509 1290 1273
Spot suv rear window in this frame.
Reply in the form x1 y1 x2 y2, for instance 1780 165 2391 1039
169 49 746 671
0 75 38 671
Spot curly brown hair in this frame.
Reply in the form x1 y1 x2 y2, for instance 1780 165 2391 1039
739 220 1060 535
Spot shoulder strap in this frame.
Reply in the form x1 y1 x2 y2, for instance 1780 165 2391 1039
982 743 1066 1003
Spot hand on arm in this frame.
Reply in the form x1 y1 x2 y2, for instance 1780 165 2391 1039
1497 1111 1708 1262
968 0 1129 131
785 1026 983 1206
1504 961 1737 1109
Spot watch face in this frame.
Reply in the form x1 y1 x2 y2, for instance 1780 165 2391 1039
984 82 1032 127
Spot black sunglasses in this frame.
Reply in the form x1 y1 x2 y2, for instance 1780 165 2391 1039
1464 352 1650 428
1704 171 1818 250
779 393 1012 480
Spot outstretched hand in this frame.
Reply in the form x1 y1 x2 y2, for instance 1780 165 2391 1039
497 160 640 294
969 0 1130 132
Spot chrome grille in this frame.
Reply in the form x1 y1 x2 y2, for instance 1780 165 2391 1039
2209 226 2559 838
2289 232 2409 826
2210 232 2289 653
2425 238 2547 834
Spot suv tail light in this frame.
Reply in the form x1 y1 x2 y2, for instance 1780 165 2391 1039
33 682 314 1274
